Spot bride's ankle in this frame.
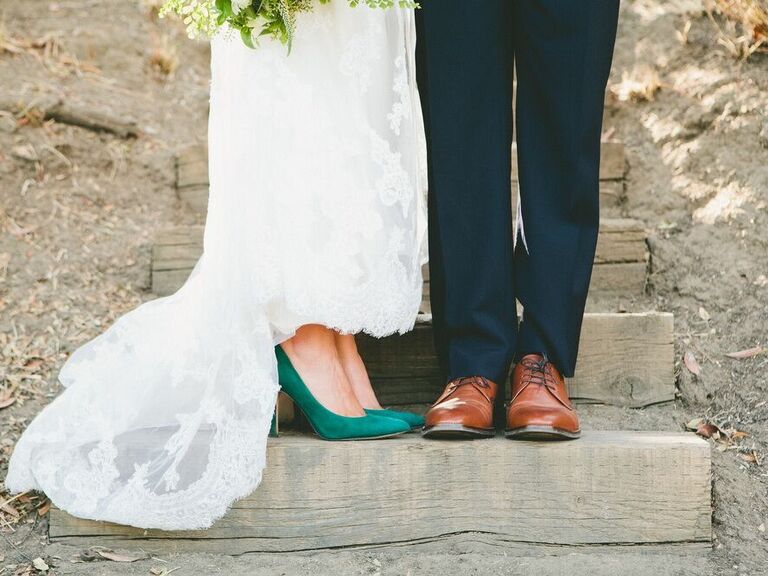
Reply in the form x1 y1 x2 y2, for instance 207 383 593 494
334 333 362 360
334 333 383 410
282 325 337 362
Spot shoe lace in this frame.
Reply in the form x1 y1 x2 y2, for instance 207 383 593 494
445 376 492 402
515 356 573 410
520 357 558 392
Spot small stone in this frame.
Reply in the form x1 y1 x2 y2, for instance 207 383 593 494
759 523 765 533
33 557 50 571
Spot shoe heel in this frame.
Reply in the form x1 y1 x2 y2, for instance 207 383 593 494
269 399 279 438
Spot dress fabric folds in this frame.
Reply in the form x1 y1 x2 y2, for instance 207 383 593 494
6 3 426 530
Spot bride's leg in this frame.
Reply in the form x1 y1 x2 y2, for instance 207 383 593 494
280 325 366 417
334 333 383 410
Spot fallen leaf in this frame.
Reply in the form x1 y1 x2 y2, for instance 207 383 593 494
698 306 711 321
32 557 49 572
730 431 748 441
697 422 721 440
23 357 44 371
0 394 15 410
37 500 51 516
684 350 701 376
94 548 148 563
685 418 705 431
740 451 759 464
725 346 764 360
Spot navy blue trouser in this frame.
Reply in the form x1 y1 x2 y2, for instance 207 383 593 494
416 0 620 383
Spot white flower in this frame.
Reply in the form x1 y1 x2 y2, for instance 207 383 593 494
231 0 251 14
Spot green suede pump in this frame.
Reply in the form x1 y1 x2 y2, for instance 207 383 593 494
364 409 425 431
274 346 410 440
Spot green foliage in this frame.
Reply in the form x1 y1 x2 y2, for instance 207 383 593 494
159 0 418 49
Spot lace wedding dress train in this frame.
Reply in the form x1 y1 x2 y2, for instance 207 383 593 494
6 3 427 530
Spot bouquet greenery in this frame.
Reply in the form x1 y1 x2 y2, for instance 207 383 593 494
160 0 417 49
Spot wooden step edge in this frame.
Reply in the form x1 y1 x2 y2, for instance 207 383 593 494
49 430 711 554
361 312 675 409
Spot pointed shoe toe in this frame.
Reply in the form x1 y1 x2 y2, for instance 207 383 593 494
365 408 425 431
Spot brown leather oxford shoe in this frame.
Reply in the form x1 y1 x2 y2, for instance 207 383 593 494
505 354 581 440
422 376 497 439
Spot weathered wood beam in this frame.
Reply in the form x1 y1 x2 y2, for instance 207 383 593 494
151 218 648 299
359 312 674 408
49 431 711 554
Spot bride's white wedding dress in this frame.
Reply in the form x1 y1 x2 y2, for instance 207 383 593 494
6 3 426 530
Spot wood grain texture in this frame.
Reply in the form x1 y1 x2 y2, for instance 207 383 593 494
175 146 208 213
599 179 624 210
178 185 209 214
177 144 207 165
359 313 675 408
151 226 204 297
49 431 711 554
595 219 647 263
151 219 647 298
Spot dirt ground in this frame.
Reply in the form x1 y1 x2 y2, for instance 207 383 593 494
1 1 767 575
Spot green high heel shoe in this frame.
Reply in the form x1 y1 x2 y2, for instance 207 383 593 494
274 346 410 441
364 409 424 431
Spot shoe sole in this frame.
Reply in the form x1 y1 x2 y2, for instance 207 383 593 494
284 397 411 441
422 424 496 439
504 425 581 441
315 430 410 441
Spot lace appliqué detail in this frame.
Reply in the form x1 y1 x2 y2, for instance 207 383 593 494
339 11 385 94
388 55 412 135
371 131 413 218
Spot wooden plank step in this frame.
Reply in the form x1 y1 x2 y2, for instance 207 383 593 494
176 141 627 214
511 140 626 210
151 218 648 298
49 431 711 554
175 144 209 214
360 312 674 408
